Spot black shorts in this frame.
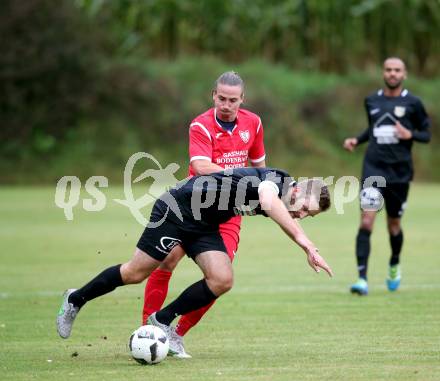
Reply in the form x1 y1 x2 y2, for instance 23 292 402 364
137 200 227 261
361 183 409 218
380 183 409 218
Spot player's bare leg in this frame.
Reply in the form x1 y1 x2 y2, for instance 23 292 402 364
121 249 162 283
194 251 234 296
57 249 160 339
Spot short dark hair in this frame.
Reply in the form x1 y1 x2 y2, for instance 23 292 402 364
318 184 331 211
214 71 244 92
296 179 331 212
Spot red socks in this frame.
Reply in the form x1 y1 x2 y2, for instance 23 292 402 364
142 269 172 324
175 300 216 336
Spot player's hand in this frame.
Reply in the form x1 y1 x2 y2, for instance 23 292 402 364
343 138 357 152
306 248 333 277
395 121 412 140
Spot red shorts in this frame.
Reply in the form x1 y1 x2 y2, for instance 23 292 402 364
219 215 241 261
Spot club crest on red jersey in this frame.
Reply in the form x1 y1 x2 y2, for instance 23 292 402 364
239 130 250 143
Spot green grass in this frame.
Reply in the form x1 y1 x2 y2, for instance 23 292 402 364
1 184 439 381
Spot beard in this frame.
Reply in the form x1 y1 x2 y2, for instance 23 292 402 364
384 78 402 90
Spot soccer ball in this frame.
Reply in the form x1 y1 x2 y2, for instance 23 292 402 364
360 187 384 212
129 325 169 365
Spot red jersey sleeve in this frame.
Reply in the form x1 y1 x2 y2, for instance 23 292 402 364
248 118 266 164
189 122 213 162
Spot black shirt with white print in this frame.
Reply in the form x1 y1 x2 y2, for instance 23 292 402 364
156 167 293 232
357 89 430 183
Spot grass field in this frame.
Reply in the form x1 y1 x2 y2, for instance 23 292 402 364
1 184 439 381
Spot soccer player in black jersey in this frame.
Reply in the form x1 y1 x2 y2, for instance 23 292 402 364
57 167 333 343
343 57 431 295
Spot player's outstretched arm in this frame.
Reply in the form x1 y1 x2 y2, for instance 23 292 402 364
259 188 333 277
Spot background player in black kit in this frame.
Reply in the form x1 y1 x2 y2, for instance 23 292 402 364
343 57 431 295
57 167 333 343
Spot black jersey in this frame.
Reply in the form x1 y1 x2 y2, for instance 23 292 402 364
357 89 430 183
155 167 293 232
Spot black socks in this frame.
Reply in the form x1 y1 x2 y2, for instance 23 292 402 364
389 230 403 266
355 228 404 280
156 279 217 326
356 228 371 280
66 265 217 325
68 264 123 309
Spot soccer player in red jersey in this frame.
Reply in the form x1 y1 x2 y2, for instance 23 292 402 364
142 71 266 357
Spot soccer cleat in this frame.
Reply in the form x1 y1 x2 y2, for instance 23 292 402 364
56 289 80 339
350 278 368 295
147 312 172 335
386 265 401 291
168 329 192 359
147 313 191 358
147 313 173 340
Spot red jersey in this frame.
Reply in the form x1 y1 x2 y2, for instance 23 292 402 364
188 108 265 176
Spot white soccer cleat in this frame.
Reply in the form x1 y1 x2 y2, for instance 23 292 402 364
169 329 192 359
147 312 173 338
56 289 80 339
147 313 192 358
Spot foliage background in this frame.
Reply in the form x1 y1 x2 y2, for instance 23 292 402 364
1 0 439 183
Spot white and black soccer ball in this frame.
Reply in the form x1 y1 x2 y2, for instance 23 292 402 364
129 325 169 365
360 187 384 212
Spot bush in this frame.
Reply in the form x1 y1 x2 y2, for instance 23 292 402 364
0 0 101 158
